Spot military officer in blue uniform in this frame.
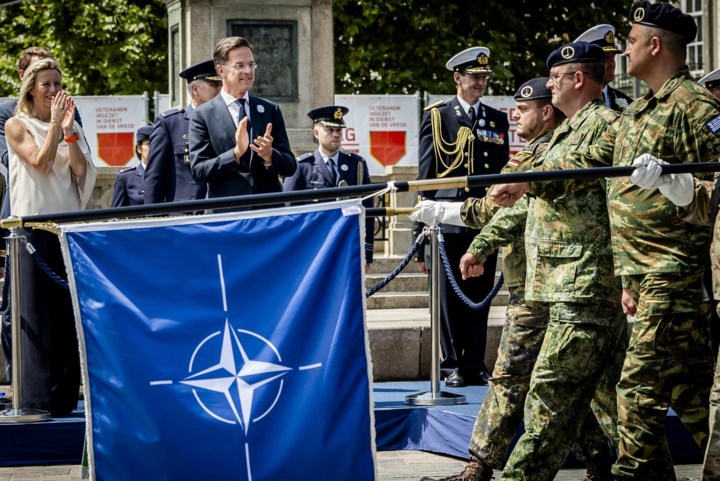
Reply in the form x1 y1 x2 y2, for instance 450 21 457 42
283 106 374 268
111 126 152 207
144 60 221 205
575 24 634 111
414 47 510 387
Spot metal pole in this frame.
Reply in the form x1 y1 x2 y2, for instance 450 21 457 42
0 228 51 422
406 226 466 406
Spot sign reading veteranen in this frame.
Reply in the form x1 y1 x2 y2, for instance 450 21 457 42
74 96 148 167
335 94 421 175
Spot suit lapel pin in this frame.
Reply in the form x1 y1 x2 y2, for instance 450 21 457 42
479 119 486 127
256 104 265 113
340 164 349 171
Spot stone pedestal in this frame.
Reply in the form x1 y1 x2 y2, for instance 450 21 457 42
164 0 333 154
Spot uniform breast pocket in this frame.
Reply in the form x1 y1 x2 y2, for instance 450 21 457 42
175 146 190 165
536 240 583 294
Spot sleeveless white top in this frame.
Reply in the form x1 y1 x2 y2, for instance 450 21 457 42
8 113 97 216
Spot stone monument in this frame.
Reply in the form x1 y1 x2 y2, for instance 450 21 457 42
163 0 335 154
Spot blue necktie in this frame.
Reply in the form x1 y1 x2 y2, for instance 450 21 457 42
327 158 337 185
236 98 247 123
603 89 612 108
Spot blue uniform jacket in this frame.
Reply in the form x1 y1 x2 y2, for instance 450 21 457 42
111 165 145 207
145 106 207 204
283 150 375 263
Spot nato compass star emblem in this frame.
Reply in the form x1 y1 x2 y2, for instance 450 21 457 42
150 254 323 438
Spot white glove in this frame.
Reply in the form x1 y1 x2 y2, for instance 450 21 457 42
630 154 694 206
629 154 664 189
658 172 694 207
409 200 465 226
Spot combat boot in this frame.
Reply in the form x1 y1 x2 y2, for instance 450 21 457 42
426 456 493 481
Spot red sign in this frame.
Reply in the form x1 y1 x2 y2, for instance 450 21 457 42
369 131 406 167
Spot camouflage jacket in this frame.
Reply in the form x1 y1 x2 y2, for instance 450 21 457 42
527 100 621 308
461 130 553 288
536 69 720 275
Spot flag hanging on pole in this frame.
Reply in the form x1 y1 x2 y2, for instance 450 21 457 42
59 200 376 481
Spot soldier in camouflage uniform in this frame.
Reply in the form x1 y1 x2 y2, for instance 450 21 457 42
493 3 720 479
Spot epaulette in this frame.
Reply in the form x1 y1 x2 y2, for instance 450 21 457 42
597 107 620 124
120 166 137 173
160 108 184 118
423 100 446 111
297 152 314 162
346 152 366 163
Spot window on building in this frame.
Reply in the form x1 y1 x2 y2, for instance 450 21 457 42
684 0 704 75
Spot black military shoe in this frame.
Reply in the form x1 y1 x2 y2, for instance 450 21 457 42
445 370 465 387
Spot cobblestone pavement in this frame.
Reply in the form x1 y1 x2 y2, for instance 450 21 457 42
0 451 702 480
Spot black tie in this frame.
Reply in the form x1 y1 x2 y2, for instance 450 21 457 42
236 98 247 123
327 158 337 185
468 107 476 125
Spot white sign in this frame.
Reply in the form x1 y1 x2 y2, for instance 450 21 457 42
74 96 148 167
427 94 525 156
334 94 421 175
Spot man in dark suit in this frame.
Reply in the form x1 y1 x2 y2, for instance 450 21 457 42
574 24 634 111
283 106 374 269
414 46 509 387
189 36 296 206
145 60 221 205
111 126 152 207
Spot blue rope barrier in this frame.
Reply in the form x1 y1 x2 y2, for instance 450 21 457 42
437 232 504 310
366 231 426 298
24 241 69 291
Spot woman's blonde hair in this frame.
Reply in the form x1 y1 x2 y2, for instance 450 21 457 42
15 58 62 118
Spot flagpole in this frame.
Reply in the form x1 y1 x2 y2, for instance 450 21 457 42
0 227 51 423
405 226 466 406
2 162 719 229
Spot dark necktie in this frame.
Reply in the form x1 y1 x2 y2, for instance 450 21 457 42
327 158 337 185
236 98 247 123
603 89 613 108
468 107 476 125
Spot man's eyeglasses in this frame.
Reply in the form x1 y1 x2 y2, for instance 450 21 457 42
227 62 257 71
549 71 587 83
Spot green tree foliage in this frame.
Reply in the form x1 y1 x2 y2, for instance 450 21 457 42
334 0 630 95
0 0 168 97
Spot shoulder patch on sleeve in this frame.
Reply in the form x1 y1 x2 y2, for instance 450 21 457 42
708 114 720 135
423 100 446 111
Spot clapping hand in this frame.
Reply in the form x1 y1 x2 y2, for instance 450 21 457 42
251 123 274 163
234 117 250 161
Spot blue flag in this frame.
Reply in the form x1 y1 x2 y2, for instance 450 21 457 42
60 201 376 481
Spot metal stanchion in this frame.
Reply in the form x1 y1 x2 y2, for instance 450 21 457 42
405 226 466 406
0 227 51 422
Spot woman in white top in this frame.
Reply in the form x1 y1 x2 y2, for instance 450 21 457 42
5 58 96 416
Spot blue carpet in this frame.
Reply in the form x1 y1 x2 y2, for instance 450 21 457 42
0 381 704 466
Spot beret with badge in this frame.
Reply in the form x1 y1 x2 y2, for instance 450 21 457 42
574 24 621 54
135 125 153 143
308 105 349 128
514 77 552 101
179 59 222 83
546 41 606 69
630 1 697 44
446 47 493 75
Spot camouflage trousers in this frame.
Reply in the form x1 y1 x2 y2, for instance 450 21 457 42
469 290 623 470
614 272 714 481
501 301 628 481
468 287 549 467
703 334 720 481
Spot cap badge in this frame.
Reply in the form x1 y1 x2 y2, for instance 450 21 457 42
634 7 645 22
561 46 575 60
477 53 489 65
520 86 533 98
334 108 343 120
605 31 615 44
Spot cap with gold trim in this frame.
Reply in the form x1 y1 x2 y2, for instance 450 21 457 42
574 24 621 54
700 68 720 91
308 105 349 128
514 77 551 101
446 47 492 75
179 59 221 83
630 1 697 45
546 42 605 69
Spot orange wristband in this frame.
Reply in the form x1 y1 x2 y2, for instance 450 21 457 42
64 133 79 143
